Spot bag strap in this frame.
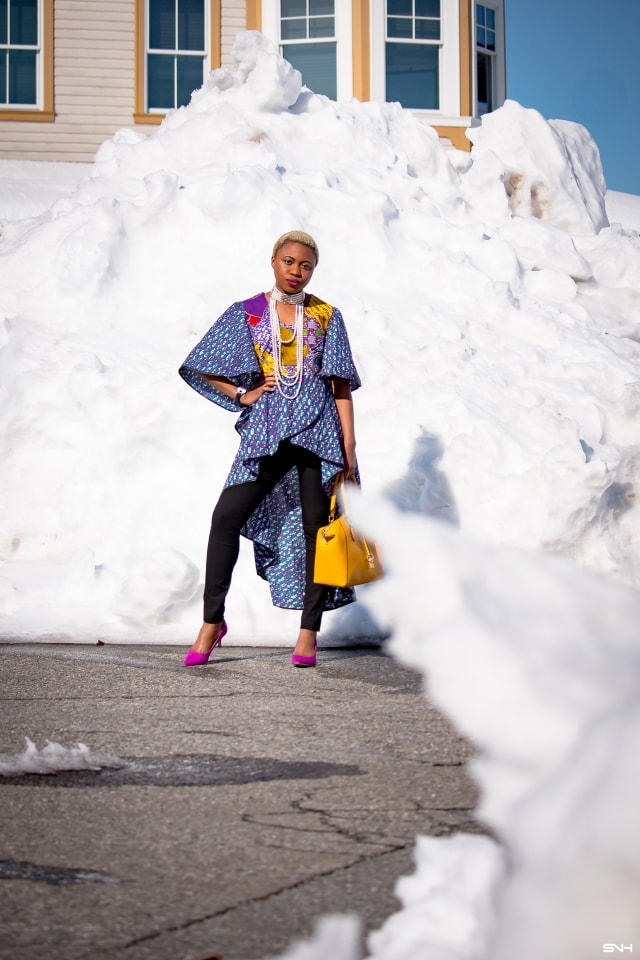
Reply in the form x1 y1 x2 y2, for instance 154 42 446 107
328 472 356 522
329 474 377 565
328 475 341 522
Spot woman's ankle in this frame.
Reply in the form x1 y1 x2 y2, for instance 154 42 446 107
294 628 317 654
192 620 223 652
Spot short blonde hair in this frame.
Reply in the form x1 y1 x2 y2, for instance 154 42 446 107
272 231 319 263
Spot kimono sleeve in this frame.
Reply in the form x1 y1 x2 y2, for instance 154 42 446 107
320 308 361 391
179 302 261 412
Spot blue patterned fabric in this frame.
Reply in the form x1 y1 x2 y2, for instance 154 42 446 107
179 292 361 611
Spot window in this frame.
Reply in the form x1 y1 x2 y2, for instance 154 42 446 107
385 0 441 110
279 0 337 100
476 2 495 115
146 0 207 111
0 0 39 108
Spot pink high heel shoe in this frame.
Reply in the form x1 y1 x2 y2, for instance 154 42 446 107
183 621 227 666
291 641 317 668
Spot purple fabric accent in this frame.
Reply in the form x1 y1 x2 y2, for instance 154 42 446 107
243 292 268 315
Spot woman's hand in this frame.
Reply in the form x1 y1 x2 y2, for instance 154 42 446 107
201 372 276 406
240 373 276 405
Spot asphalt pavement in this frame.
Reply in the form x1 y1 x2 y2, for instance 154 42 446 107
0 641 484 960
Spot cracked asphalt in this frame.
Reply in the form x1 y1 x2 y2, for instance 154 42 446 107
0 642 484 960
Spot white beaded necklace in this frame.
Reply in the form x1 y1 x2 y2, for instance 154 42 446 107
269 286 305 399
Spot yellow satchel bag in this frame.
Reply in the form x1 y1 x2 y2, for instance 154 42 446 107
313 475 383 588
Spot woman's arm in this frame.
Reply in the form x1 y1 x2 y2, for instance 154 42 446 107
332 377 357 477
201 373 276 406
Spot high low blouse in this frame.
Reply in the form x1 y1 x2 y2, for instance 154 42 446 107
179 292 361 612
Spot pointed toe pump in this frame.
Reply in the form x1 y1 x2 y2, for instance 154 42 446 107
291 641 317 668
183 621 228 666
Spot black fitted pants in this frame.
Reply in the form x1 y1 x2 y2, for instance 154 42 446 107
204 440 330 631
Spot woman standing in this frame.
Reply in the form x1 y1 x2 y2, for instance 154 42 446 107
179 231 360 667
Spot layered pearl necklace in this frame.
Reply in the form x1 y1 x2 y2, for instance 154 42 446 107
269 286 305 399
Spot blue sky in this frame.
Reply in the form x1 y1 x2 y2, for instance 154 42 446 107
505 0 640 195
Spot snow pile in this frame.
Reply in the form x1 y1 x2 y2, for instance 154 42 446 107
0 159 88 221
0 30 639 643
278 915 362 960
368 834 506 959
466 100 609 234
273 492 640 960
606 191 640 234
0 737 126 776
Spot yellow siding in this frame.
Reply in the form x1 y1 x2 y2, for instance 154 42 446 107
435 125 471 151
458 0 472 118
351 0 371 101
245 0 261 31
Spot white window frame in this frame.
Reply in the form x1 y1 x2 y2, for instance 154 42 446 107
145 0 210 114
473 0 505 118
371 0 462 122
0 0 43 110
261 0 353 100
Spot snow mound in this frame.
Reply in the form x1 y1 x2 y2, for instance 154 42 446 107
467 99 609 234
0 738 126 776
0 30 639 643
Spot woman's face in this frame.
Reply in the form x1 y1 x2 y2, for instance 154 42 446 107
271 242 317 296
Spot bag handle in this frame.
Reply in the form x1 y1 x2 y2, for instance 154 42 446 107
328 472 356 522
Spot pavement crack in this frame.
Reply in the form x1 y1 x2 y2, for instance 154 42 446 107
117 843 412 953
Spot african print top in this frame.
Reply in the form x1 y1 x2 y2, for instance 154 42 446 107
179 292 361 612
